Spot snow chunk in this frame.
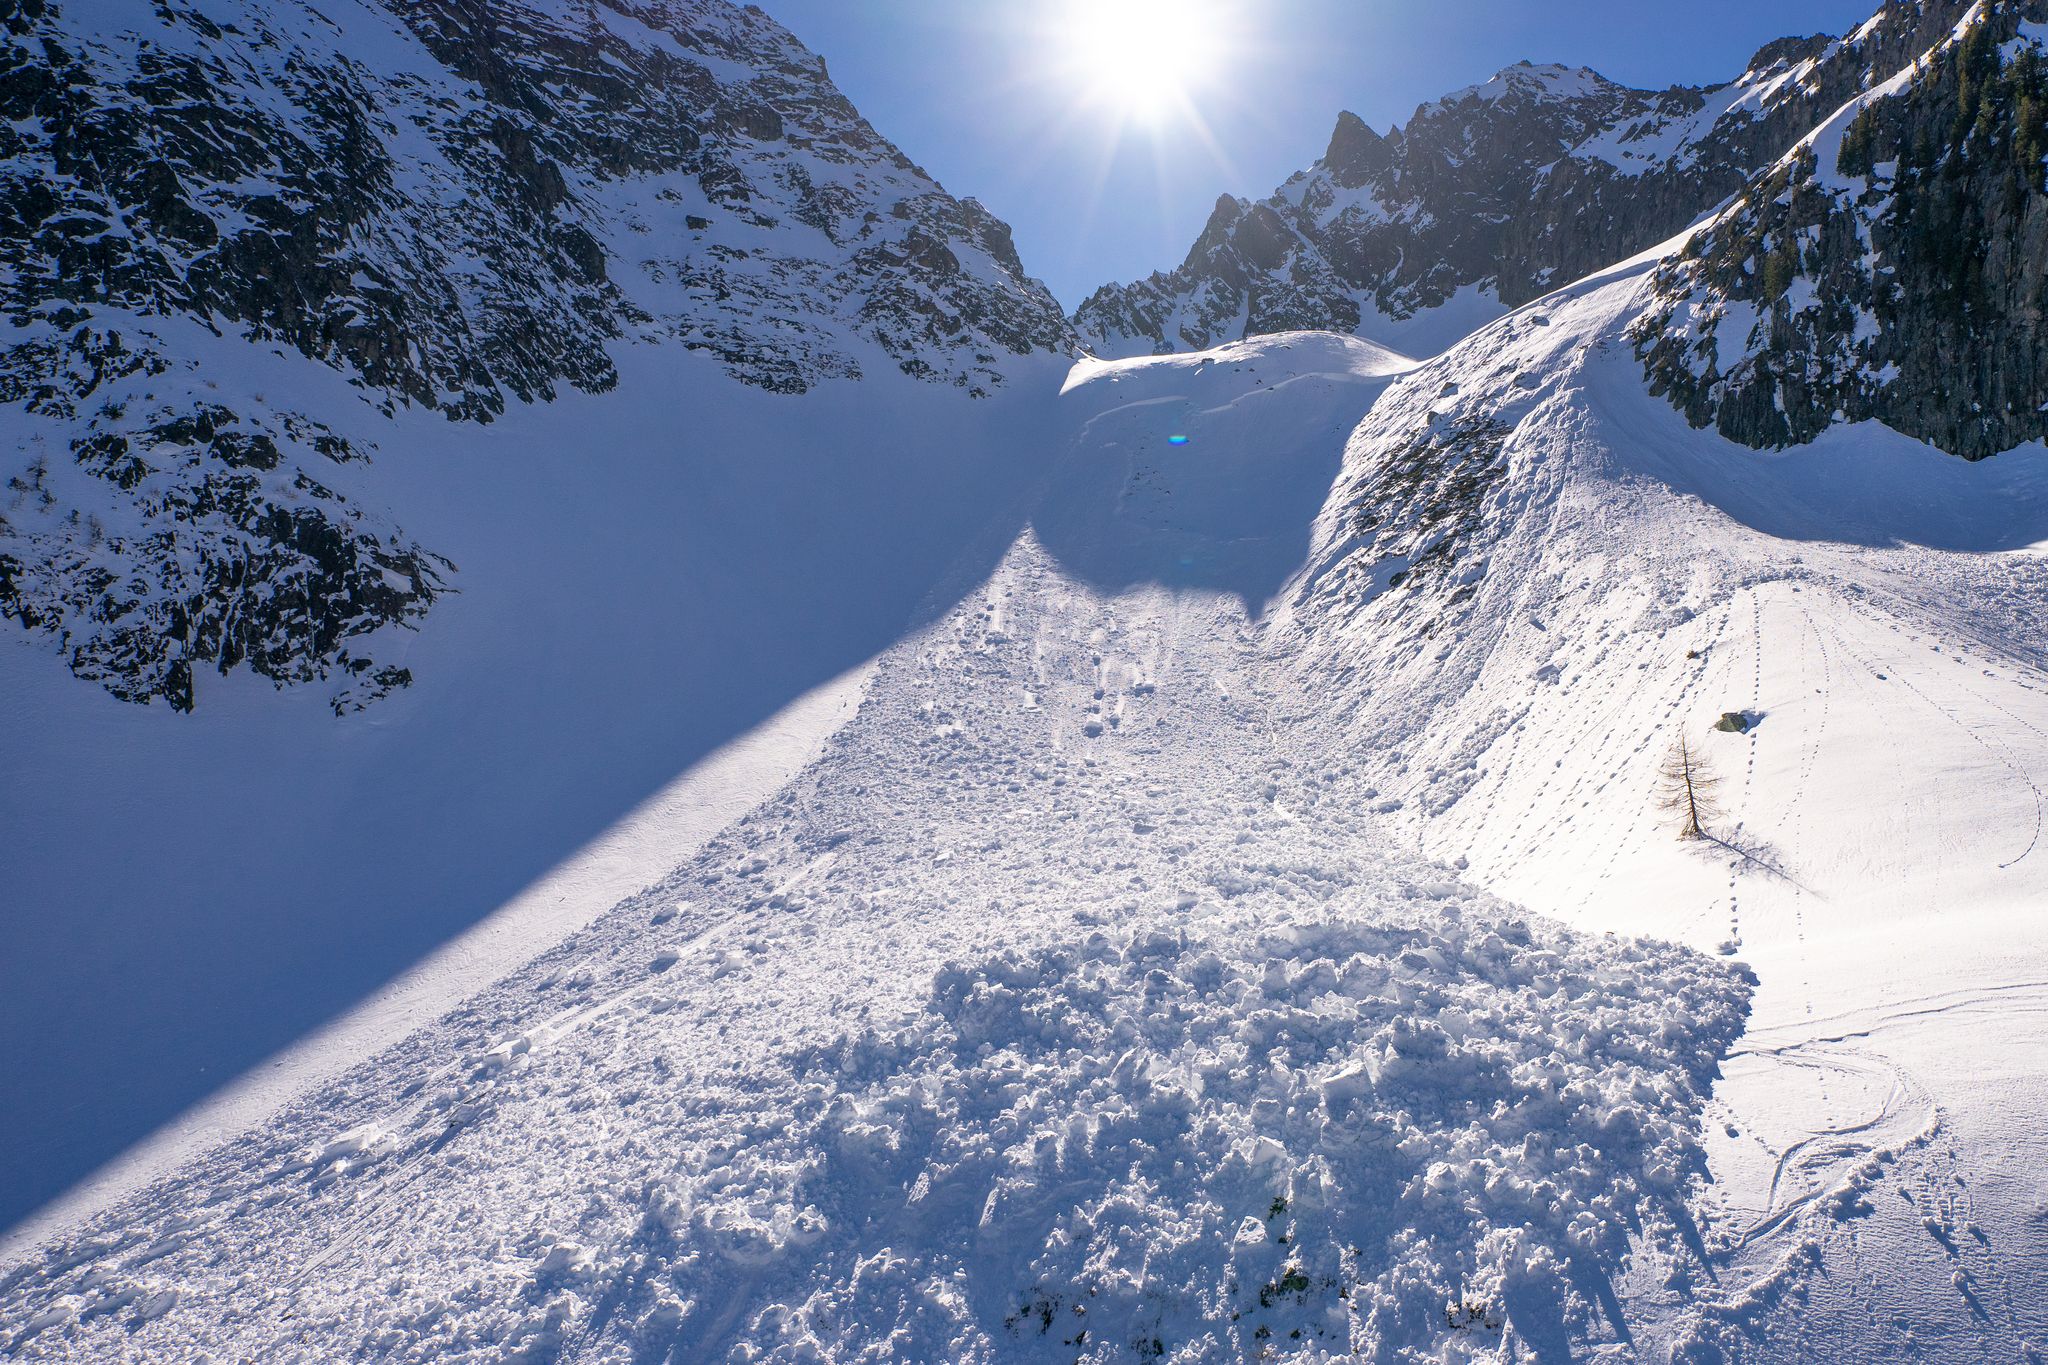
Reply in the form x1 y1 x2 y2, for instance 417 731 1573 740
652 918 1747 1360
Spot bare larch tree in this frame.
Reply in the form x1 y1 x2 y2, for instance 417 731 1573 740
1657 737 1724 840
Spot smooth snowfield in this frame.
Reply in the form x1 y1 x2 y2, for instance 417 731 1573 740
0 658 873 1263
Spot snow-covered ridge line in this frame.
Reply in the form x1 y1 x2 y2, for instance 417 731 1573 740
1637 0 2048 460
1072 0 1979 363
1280 191 2048 1356
0 0 1073 711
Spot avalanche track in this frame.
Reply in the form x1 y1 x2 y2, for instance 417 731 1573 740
4 290 2048 1363
0 334 1761 1363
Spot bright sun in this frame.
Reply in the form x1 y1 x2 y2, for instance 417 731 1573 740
1057 0 1229 124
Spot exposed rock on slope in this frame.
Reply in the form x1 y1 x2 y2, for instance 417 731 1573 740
0 0 1070 709
1074 0 1978 360
1637 0 2048 460
1 0 1068 411
0 385 451 713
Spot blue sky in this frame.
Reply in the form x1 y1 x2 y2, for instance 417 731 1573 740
755 1 1883 308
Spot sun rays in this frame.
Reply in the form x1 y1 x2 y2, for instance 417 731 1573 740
1055 0 1233 126
980 0 1255 258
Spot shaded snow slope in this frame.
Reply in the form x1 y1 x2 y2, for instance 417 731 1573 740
1283 257 2048 1359
1037 332 1414 613
0 343 1070 1236
0 0 1086 1226
0 0 1073 712
0 340 1753 1364
0 657 875 1262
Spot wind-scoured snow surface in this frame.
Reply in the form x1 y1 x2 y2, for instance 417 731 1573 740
0 337 1763 1363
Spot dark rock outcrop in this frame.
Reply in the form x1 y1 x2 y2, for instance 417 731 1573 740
0 0 1072 709
1637 0 2048 460
1075 1 1979 359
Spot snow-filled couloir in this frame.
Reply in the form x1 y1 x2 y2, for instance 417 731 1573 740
6 2 2048 1363
10 239 2048 1357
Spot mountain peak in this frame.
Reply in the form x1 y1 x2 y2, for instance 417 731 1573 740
1073 0 1983 362
0 0 1073 712
1426 60 1622 113
1323 110 1392 188
1745 32 1836 74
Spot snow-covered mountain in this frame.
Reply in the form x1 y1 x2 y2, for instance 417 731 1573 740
10 249 2045 1363
0 0 1071 711
0 326 1772 1365
0 0 1081 1239
1640 0 2048 459
6 0 2048 1362
1072 0 1977 361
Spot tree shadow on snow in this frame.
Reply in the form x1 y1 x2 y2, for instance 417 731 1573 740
1692 831 1821 898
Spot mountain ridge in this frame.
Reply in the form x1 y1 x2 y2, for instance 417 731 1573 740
0 0 1073 711
1071 0 1980 362
1638 0 2048 459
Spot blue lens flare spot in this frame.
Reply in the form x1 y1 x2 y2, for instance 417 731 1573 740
1167 434 1190 446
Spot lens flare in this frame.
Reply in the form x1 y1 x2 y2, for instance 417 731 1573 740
1057 0 1230 125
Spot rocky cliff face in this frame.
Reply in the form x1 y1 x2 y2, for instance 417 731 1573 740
1073 1 1978 360
1637 1 2048 460
0 0 1071 710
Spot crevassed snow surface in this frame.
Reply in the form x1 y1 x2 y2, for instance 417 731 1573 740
4 278 2048 1361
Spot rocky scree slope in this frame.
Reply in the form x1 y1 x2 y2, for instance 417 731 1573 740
1638 0 2048 459
0 0 1070 711
1073 0 1977 361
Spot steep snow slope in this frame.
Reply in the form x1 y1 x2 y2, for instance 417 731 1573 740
1282 252 2048 1359
0 0 1077 1234
1037 333 1414 614
0 0 1071 712
7 259 2045 1362
0 341 1071 1236
0 339 1762 1364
